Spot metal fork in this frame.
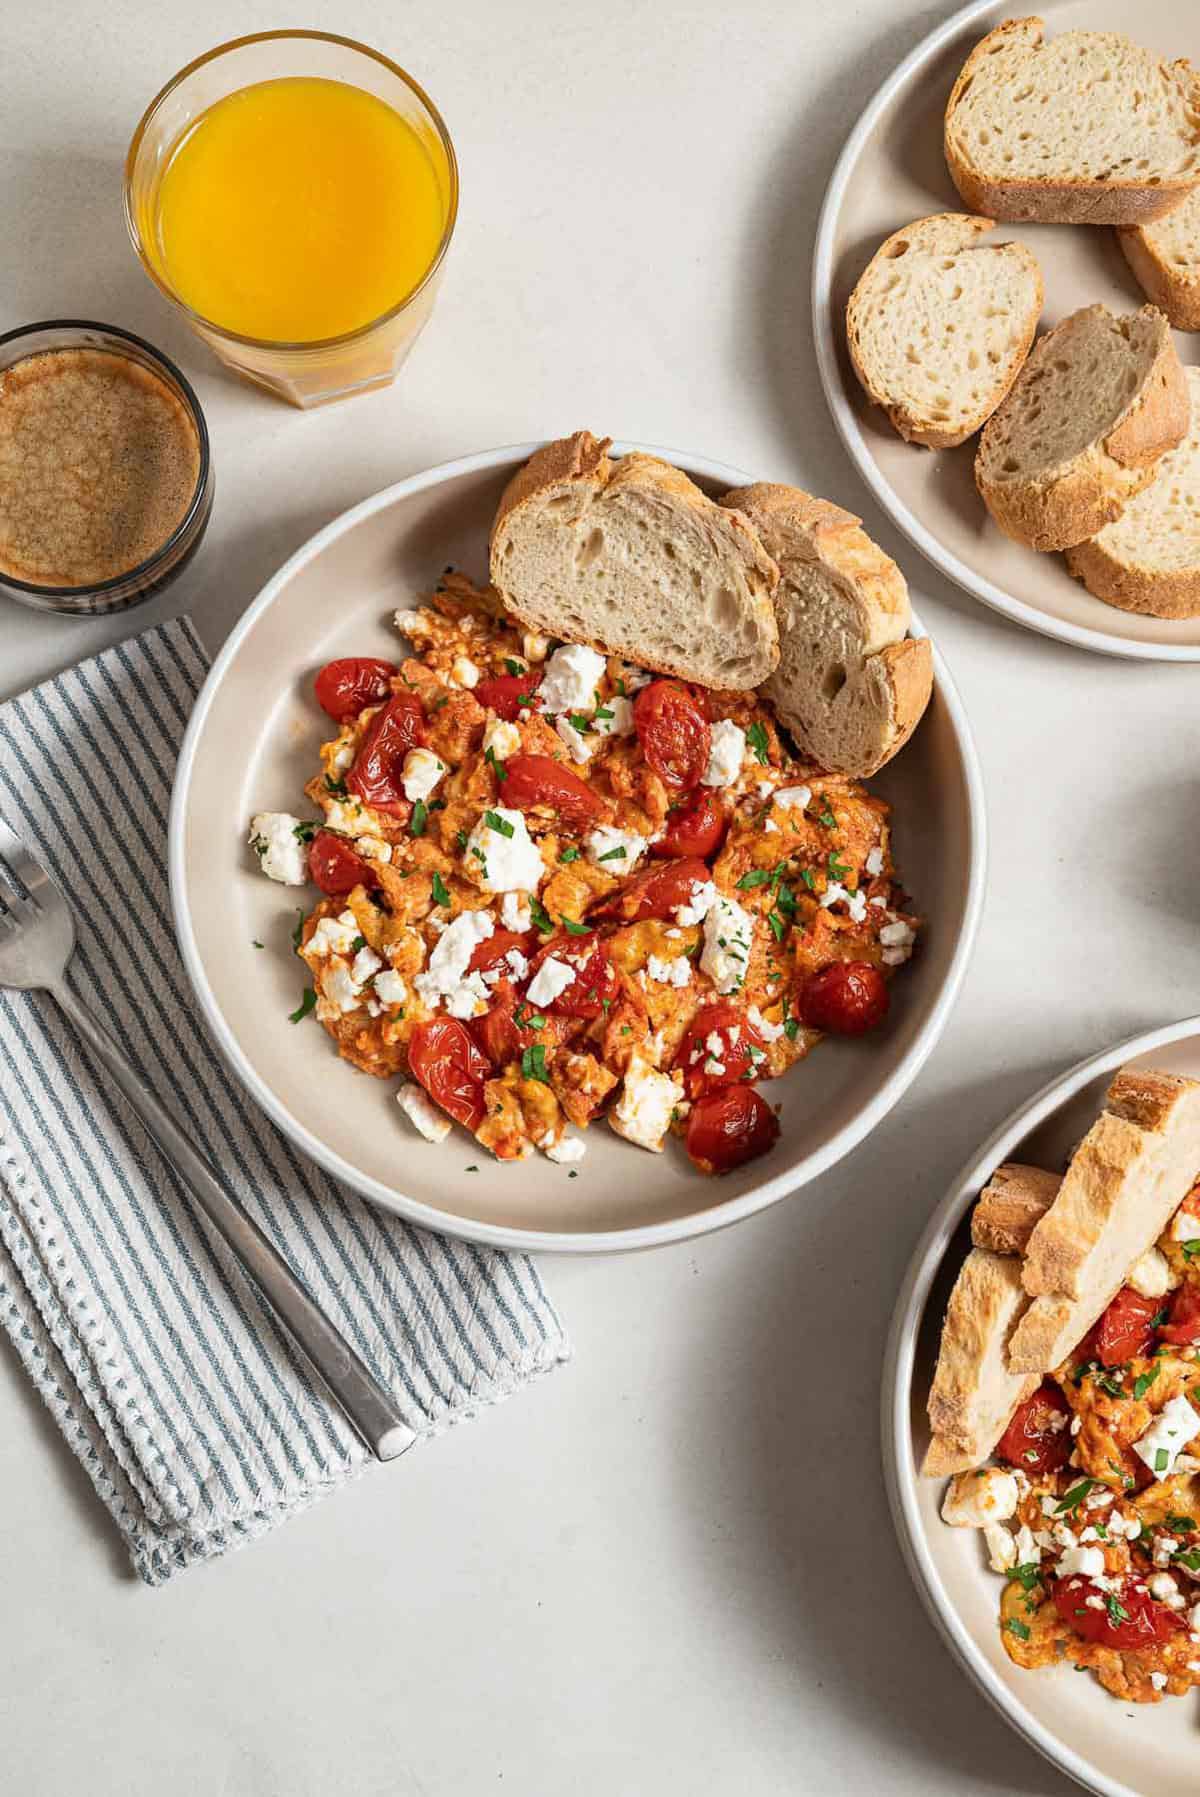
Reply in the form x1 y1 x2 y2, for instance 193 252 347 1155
0 818 412 1461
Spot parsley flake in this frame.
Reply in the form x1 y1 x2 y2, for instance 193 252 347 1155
289 987 317 1024
483 810 514 838
598 847 626 863
410 800 428 837
431 872 451 908
521 1044 549 1083
1004 1618 1031 1642
746 721 769 766
560 847 581 864
1055 1478 1098 1514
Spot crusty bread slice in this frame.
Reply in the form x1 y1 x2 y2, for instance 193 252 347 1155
923 1248 1039 1477
846 214 1043 448
975 304 1188 551
717 485 932 777
1065 366 1200 618
1120 189 1200 332
971 1163 1061 1257
489 432 780 691
1007 1068 1200 1372
944 18 1200 228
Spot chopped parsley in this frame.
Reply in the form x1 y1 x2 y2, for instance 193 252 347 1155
521 1044 549 1083
593 705 614 722
324 775 349 797
559 847 581 864
455 829 469 850
745 720 770 766
512 1004 548 1031
431 872 451 908
350 936 366 953
567 714 591 735
289 987 317 1024
1004 1618 1031 1642
736 868 773 890
1166 1514 1196 1534
1055 1477 1098 1514
766 911 787 943
292 820 316 843
817 801 836 829
484 746 508 782
483 810 514 838
1156 1448 1169 1473
799 868 817 892
410 800 428 837
529 897 553 933
597 846 626 863
1174 1546 1200 1573
465 1165 478 1173
252 940 264 949
1132 1366 1160 1402
827 852 850 880
1008 1562 1042 1593
504 658 524 677
1105 1594 1130 1628
562 917 590 935
292 909 305 949
1182 1240 1200 1262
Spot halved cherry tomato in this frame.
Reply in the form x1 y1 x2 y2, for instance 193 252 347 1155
474 672 542 721
1091 1285 1161 1367
592 856 710 924
503 753 605 828
633 680 711 790
685 1086 779 1175
674 1001 767 1098
408 1017 491 1132
996 1382 1072 1475
308 829 372 896
651 790 727 861
467 928 537 978
529 932 620 1019
346 691 424 818
797 961 889 1036
470 978 570 1069
314 657 398 723
1053 1575 1183 1649
1159 1285 1200 1348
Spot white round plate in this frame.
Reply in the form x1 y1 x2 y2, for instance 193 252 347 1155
884 1017 1200 1797
170 441 985 1253
813 0 1200 661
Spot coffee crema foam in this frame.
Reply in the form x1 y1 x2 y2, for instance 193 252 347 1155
0 348 200 588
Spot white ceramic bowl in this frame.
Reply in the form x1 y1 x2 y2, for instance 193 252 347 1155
170 441 985 1252
884 1017 1200 1797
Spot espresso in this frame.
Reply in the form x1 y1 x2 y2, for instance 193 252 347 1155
0 348 201 588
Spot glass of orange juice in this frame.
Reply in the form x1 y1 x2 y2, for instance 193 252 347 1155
125 31 458 409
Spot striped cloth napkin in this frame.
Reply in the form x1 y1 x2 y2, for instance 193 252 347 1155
0 618 569 1585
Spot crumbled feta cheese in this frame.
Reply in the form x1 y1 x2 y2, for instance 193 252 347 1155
1150 1570 1184 1605
393 607 429 639
646 954 691 988
703 1057 726 1077
374 969 407 1007
522 631 551 663
305 911 359 957
482 716 521 760
865 846 885 878
357 836 393 864
592 695 634 737
1013 1524 1039 1563
881 918 917 966
536 643 606 714
555 714 594 764
1172 1208 1200 1242
1133 1393 1200 1480
248 812 309 885
763 817 780 833
984 1523 1016 1572
546 1133 586 1164
701 893 755 994
773 784 812 812
465 808 545 892
616 660 651 691
351 944 382 986
319 964 360 1016
1057 1545 1106 1579
451 656 480 689
585 824 648 871
747 1004 784 1044
527 956 575 1007
401 748 446 803
941 1467 1019 1528
1191 1600 1200 1633
501 892 532 933
821 880 867 925
1150 1671 1169 1692
1154 1534 1180 1568
675 880 719 926
414 909 494 1017
756 781 774 801
701 719 746 788
396 1083 451 1143
610 1055 683 1153
331 741 355 773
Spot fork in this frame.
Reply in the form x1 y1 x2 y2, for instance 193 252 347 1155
0 819 412 1462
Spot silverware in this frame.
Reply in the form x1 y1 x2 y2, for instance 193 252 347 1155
0 818 412 1462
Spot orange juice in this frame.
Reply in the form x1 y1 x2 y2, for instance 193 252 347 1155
150 76 450 342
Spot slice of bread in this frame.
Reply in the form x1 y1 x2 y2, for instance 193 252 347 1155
971 1163 1061 1257
489 433 780 691
717 485 932 777
1121 188 1200 332
923 1248 1039 1477
846 213 1043 448
944 18 1200 228
975 304 1188 551
1065 366 1200 618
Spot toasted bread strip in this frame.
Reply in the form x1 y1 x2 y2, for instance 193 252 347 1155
1120 189 1200 333
971 1163 1062 1257
922 1248 1038 1475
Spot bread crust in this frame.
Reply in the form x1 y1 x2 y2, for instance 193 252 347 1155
1119 223 1200 333
944 18 1200 227
923 1247 1038 1472
1064 537 1200 619
971 1163 1062 1256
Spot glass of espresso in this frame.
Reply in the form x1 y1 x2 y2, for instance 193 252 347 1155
0 321 213 616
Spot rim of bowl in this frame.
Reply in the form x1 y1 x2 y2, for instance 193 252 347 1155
0 318 212 603
169 439 988 1253
881 1014 1200 1797
124 28 460 356
811 0 1200 665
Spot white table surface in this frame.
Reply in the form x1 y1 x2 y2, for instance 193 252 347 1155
2 0 1189 1790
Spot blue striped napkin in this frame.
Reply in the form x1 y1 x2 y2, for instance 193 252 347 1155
0 618 569 1585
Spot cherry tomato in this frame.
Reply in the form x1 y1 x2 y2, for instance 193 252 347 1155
633 680 711 790
474 672 542 721
470 979 570 1069
651 790 727 860
346 691 425 818
408 1018 491 1133
674 1001 767 1098
1053 1575 1183 1649
529 933 620 1019
996 1382 1072 1475
592 856 711 924
314 657 398 723
685 1086 780 1175
467 928 537 978
503 753 605 828
1092 1285 1161 1367
308 830 372 896
1159 1285 1200 1348
797 961 889 1036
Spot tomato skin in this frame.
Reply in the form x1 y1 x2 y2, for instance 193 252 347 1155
651 790 727 861
798 961 889 1036
685 1086 779 1175
314 657 398 723
467 928 536 978
474 672 542 721
470 978 570 1069
503 753 605 827
674 1001 766 1099
1053 1576 1183 1649
1092 1285 1161 1366
592 856 711 924
529 933 620 1019
346 692 424 818
308 830 372 896
996 1382 1072 1475
1159 1285 1200 1348
408 1018 491 1132
633 680 711 790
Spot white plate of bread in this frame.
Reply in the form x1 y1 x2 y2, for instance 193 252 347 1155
885 1018 1200 1796
171 437 984 1251
814 0 1200 660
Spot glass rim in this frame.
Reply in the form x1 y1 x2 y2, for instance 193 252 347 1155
0 318 212 602
123 28 460 356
